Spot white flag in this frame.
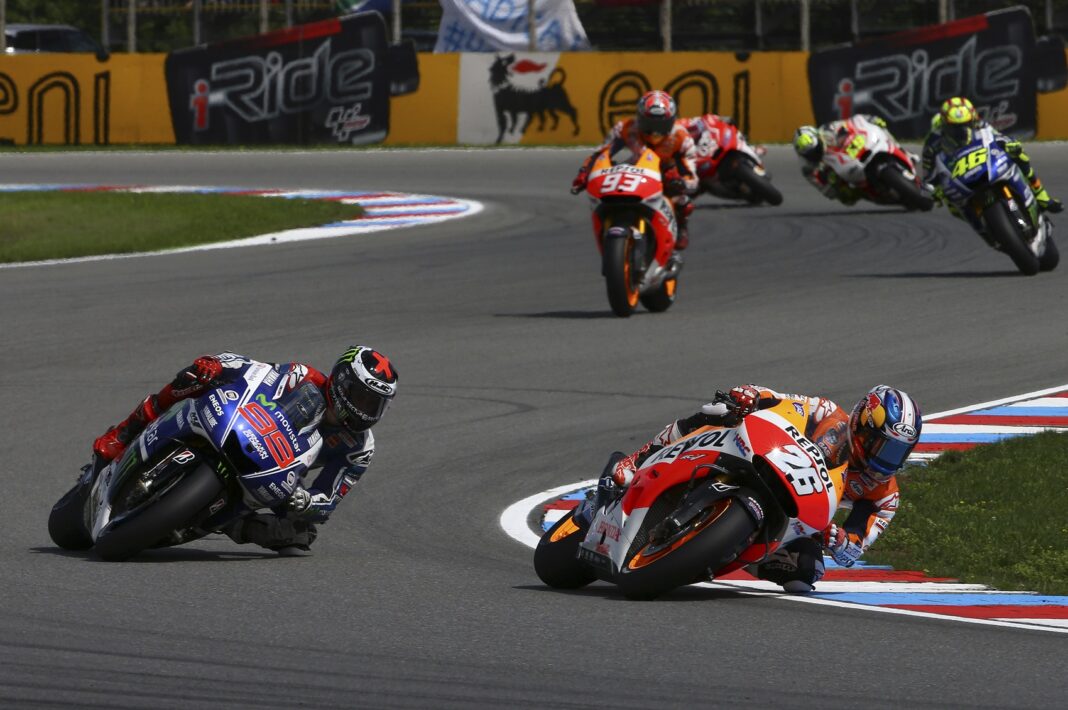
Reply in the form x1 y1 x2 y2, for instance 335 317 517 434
435 0 590 53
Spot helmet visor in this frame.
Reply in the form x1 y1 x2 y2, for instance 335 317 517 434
943 123 973 151
865 436 914 476
333 374 389 432
638 114 674 140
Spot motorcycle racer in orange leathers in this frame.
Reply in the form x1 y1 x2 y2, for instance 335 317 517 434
571 90 698 249
603 384 921 592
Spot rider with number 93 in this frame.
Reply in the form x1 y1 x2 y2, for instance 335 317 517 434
606 384 921 592
89 346 398 555
571 90 699 250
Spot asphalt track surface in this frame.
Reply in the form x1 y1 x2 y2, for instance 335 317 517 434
3 146 1067 708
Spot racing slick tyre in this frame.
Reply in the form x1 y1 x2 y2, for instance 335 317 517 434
94 464 222 562
640 276 677 312
48 482 94 550
604 232 641 317
1039 233 1059 272
881 165 934 211
735 161 783 206
534 513 597 589
984 201 1040 275
617 497 758 601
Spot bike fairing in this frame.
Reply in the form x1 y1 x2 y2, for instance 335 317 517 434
617 386 902 580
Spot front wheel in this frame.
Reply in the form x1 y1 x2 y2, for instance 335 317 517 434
48 480 93 550
880 164 934 211
984 201 1040 275
534 512 597 589
617 497 757 600
94 463 223 561
603 232 641 317
1039 232 1059 272
735 160 783 206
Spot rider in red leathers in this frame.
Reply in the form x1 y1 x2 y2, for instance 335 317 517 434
571 90 698 249
604 384 921 592
91 346 398 555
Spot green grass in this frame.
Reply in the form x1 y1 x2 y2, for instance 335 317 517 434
864 431 1068 595
0 191 363 262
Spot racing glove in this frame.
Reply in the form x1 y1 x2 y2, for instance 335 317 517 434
170 355 225 397
728 385 761 418
571 171 589 195
824 524 864 567
287 486 313 516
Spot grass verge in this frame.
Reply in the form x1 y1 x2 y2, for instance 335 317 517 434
0 191 363 263
864 430 1068 595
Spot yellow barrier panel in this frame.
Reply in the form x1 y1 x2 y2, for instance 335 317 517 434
385 53 459 145
0 55 175 146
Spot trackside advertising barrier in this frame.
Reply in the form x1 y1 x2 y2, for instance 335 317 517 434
808 7 1068 139
428 51 814 146
6 48 1068 146
164 12 418 145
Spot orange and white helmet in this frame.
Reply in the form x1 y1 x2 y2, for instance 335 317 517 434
636 90 677 144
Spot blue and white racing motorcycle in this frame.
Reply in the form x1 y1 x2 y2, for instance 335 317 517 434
48 358 325 561
930 125 1059 275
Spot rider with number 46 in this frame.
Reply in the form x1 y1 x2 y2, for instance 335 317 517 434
49 346 398 559
924 96 1061 275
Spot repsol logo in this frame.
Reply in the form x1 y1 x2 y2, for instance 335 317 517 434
190 40 374 130
645 428 731 465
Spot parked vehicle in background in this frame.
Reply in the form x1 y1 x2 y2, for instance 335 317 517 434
4 24 107 59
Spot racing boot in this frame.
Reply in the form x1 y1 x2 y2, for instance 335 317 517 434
1032 180 1064 213
674 198 694 250
92 394 163 462
754 536 826 593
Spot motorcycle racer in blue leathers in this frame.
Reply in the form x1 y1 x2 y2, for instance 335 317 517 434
91 346 398 555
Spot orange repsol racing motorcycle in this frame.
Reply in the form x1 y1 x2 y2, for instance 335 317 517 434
579 147 683 317
534 394 847 600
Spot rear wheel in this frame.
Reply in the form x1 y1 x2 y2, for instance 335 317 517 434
534 513 597 589
48 481 93 550
94 464 222 561
984 201 1040 275
1039 233 1059 272
735 160 783 206
617 497 757 600
604 232 640 317
880 164 934 211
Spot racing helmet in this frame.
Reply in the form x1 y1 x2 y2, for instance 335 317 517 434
327 345 398 433
636 90 677 144
793 125 824 162
849 385 922 480
939 97 978 152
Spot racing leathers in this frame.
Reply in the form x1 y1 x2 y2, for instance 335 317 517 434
801 115 890 206
92 352 374 554
572 118 698 249
922 117 1063 217
610 385 899 592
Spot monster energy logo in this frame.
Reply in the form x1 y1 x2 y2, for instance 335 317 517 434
338 346 363 364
